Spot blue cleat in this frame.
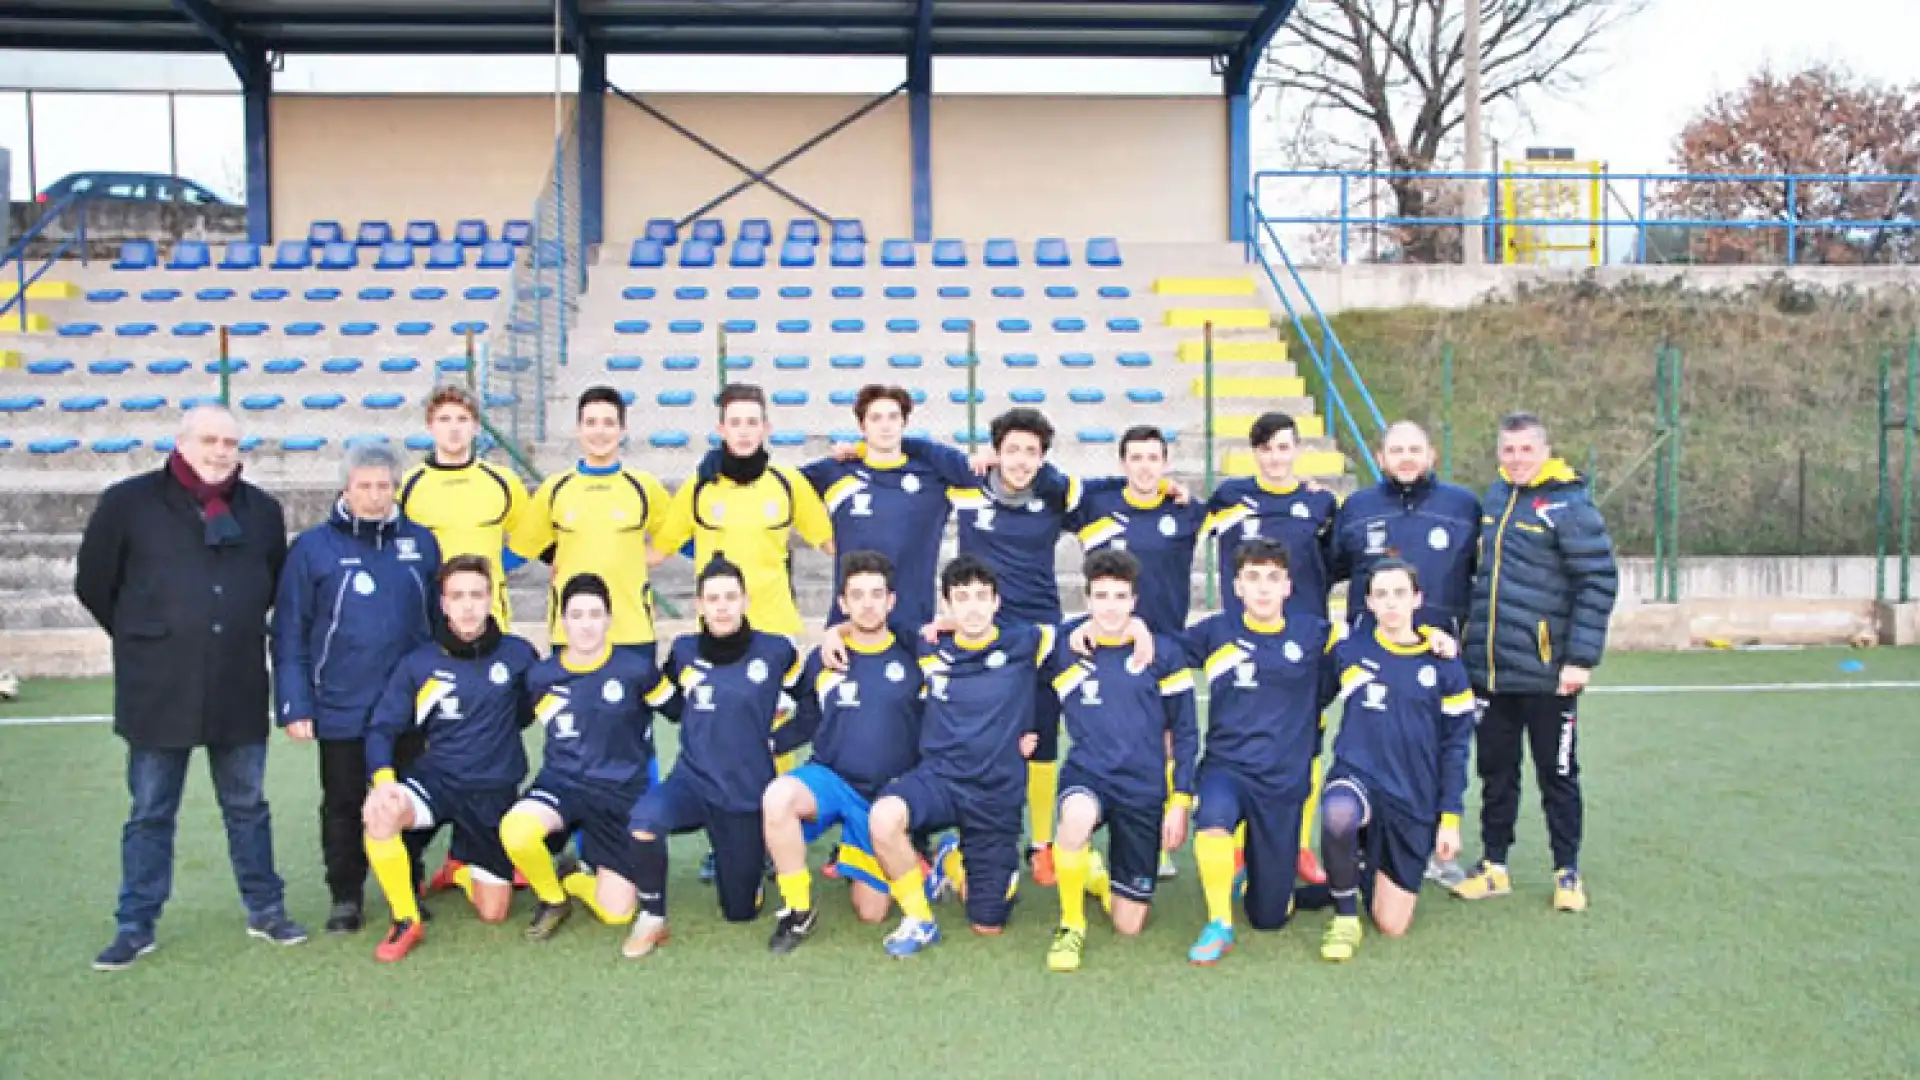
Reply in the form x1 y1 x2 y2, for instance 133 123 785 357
1232 866 1247 905
1188 920 1235 966
927 834 961 903
883 917 941 958
698 850 717 884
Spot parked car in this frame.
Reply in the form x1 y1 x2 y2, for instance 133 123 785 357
38 171 230 206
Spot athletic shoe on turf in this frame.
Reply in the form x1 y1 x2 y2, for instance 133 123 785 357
1187 920 1235 965
621 913 669 959
883 917 941 958
1296 847 1327 886
325 901 364 935
1029 843 1057 887
821 854 843 880
1553 868 1588 913
1320 915 1364 962
927 835 961 902
1450 859 1512 901
526 899 573 941
1157 850 1179 880
1425 856 1468 889
767 907 819 955
246 913 309 946
375 919 423 963
425 858 465 895
698 850 718 885
1046 926 1086 972
92 930 157 972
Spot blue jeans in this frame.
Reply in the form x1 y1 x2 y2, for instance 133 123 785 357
116 741 286 934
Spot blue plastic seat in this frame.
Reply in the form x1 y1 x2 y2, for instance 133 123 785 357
340 321 378 337
87 289 126 303
887 319 920 334
363 392 407 410
420 242 463 270
476 242 516 270
113 240 157 270
649 431 690 449
395 321 433 337
831 319 865 334
219 242 261 270
723 319 756 335
998 319 1031 334
691 219 725 246
0 395 44 413
629 240 666 268
172 321 214 337
29 438 79 455
890 354 924 369
643 218 676 246
1126 388 1166 404
404 220 440 247
723 354 753 371
141 289 181 304
829 428 860 444
272 241 312 270
318 242 358 270
302 393 346 410
1046 285 1078 300
115 322 158 338
304 287 340 302
282 436 327 452
738 219 773 245
239 393 283 412
1034 238 1070 267
657 390 697 407
663 355 699 372
1116 352 1153 368
777 319 811 334
194 287 234 302
453 219 489 247
26 359 73 376
205 358 247 374
1003 353 1039 369
951 428 991 446
59 394 108 412
265 358 307 374
992 286 1024 300
1077 427 1117 444
884 285 917 300
179 394 221 410
828 389 857 406
435 357 470 374
771 389 808 407
679 241 717 269
940 318 971 333
1098 285 1131 299
88 437 141 454
730 240 766 268
1053 318 1087 333
84 359 131 376
58 322 101 337
146 358 190 375
1107 318 1142 333
501 220 534 246
363 287 399 302
1068 387 1106 404
984 239 1019 267
622 285 656 301
780 285 812 300
780 241 816 268
832 286 863 300
668 320 703 335
932 240 967 268
375 242 414 270
938 286 970 299
378 357 417 373
831 220 865 244
614 319 650 335
944 353 974 368
120 395 166 412
308 221 344 247
167 241 211 271
400 434 432 453
674 286 708 301
1009 388 1046 404
879 239 915 268
1087 237 1123 267
451 320 488 336
769 430 806 448
250 287 288 302
949 388 982 404
829 355 865 370
787 220 821 246
774 355 809 370
1060 352 1096 369
606 356 642 372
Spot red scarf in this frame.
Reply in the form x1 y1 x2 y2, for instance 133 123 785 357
168 450 242 541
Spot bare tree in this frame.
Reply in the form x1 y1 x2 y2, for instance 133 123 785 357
1258 0 1644 261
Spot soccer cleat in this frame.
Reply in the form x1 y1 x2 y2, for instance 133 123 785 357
325 901 364 935
767 907 819 955
928 835 961 902
92 930 157 972
698 850 718 885
1028 843 1057 887
1157 850 1179 880
1425 856 1468 889
245 913 309 946
821 856 842 880
375 919 424 963
425 858 465 895
1046 926 1086 973
1320 915 1364 962
526 899 573 941
621 913 670 959
1553 868 1588 912
1296 847 1327 886
1187 920 1236 965
883 917 941 958
1450 860 1512 901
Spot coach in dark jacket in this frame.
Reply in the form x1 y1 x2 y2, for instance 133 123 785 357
74 405 307 971
1330 420 1482 636
273 442 439 933
1455 412 1617 913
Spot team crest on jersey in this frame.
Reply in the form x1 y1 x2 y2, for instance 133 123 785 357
747 658 769 684
709 501 726 522
901 474 922 494
353 571 376 596
1159 515 1177 537
976 506 996 531
1428 526 1450 550
692 684 716 711
1365 521 1389 554
396 536 419 561
490 662 509 685
1418 665 1437 688
986 650 1007 669
1234 661 1258 688
885 661 906 682
1283 640 1304 663
603 678 625 703
1291 502 1311 519
1242 518 1260 537
836 681 861 707
851 492 873 517
1362 683 1389 710
1026 499 1043 513
553 708 577 738
1080 680 1103 706
764 499 783 522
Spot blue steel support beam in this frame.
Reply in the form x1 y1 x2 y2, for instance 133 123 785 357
556 0 587 55
169 0 245 69
239 43 272 244
579 43 605 249
1223 1 1298 243
908 0 934 242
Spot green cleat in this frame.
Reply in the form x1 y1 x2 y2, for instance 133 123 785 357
1047 926 1086 973
1320 914 1363 962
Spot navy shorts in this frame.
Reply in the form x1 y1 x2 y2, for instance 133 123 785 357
790 763 886 893
628 768 763 922
1193 762 1303 932
1058 764 1161 904
884 765 1022 928
524 771 646 886
401 766 517 883
1325 766 1434 895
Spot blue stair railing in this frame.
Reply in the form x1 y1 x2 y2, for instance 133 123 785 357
1244 194 1386 483
1 191 92 331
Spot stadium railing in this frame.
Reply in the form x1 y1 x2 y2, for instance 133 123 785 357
2 190 93 331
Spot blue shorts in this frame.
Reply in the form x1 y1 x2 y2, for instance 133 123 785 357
1058 763 1161 903
401 766 518 883
628 768 764 923
1193 762 1303 932
883 764 1023 928
790 763 885 893
524 771 645 886
1325 765 1434 895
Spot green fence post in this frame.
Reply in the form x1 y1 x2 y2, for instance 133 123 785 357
1877 347 1893 604
1902 334 1916 603
1440 342 1455 482
966 321 979 453
1669 344 1684 603
1203 320 1217 609
218 325 231 406
1652 346 1666 603
717 326 730 400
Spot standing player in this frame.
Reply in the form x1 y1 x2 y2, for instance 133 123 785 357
359 555 540 963
624 557 802 958
1042 550 1198 973
1317 559 1475 962
498 574 677 941
867 555 1055 956
512 387 672 652
1181 539 1340 965
398 385 529 627
761 551 925 953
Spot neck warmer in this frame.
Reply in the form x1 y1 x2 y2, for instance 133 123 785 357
698 618 755 666
718 446 771 485
168 450 243 547
437 616 503 660
984 467 1031 508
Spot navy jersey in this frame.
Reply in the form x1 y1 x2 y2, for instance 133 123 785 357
801 452 954 630
1183 612 1339 798
918 622 1056 791
1330 630 1477 819
661 631 802 813
1329 475 1482 635
527 647 677 800
902 436 1080 625
366 631 540 789
1045 624 1199 807
1204 477 1337 620
1072 481 1206 635
783 634 925 801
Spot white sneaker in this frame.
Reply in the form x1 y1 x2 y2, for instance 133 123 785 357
1425 857 1466 889
621 913 668 959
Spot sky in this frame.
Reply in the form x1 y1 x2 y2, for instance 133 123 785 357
1 0 1915 203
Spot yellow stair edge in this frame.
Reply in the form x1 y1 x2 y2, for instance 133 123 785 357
5 313 54 333
0 349 20 369
1165 307 1270 329
1216 413 1326 439
1193 375 1305 398
0 280 81 301
1224 449 1346 479
1178 339 1288 363
1152 276 1256 297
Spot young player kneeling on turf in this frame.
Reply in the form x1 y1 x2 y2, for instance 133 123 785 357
1181 538 1340 965
867 555 1052 956
1316 559 1474 961
361 555 540 962
761 551 925 954
1044 550 1198 973
500 573 677 942
624 557 801 958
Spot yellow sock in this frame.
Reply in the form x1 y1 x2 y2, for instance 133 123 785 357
1300 756 1325 850
500 811 566 904
891 867 934 923
1087 850 1113 914
1027 761 1059 847
1196 831 1238 928
563 871 636 925
452 864 475 903
776 870 814 913
1234 821 1247 855
1054 845 1091 931
365 835 421 924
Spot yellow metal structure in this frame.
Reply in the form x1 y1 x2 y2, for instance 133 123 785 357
1152 277 1256 296
1500 159 1603 266
0 280 80 302
1178 339 1287 363
1225 449 1345 479
1216 413 1325 439
1165 307 1269 329
1194 375 1305 399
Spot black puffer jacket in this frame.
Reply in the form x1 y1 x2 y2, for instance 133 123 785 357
1464 459 1618 695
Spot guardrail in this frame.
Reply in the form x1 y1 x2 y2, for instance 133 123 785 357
1 190 92 330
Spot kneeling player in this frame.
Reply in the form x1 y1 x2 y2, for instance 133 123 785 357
499 574 677 941
762 551 925 953
624 557 800 958
1181 539 1339 965
1043 550 1198 972
361 555 540 962
868 555 1053 956
1316 559 1473 961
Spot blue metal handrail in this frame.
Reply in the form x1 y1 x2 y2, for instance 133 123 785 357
2 191 92 330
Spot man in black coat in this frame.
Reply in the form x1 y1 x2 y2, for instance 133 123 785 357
75 405 309 970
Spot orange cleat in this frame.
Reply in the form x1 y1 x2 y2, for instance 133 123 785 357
1029 844 1057 888
425 858 465 895
1296 847 1327 886
374 919 424 963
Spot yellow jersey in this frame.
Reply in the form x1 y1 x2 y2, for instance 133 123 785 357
653 463 833 636
512 462 673 647
397 456 529 624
